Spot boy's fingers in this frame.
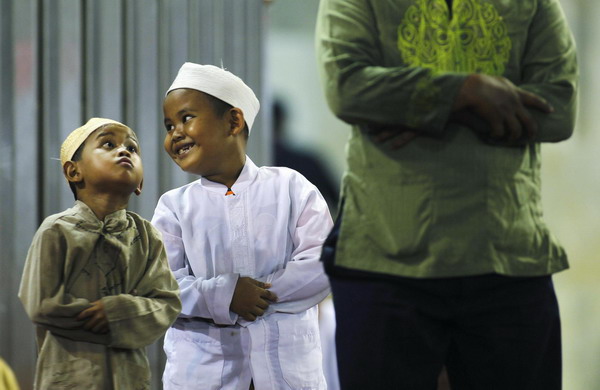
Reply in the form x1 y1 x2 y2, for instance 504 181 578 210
257 294 276 308
256 300 269 310
83 312 106 331
263 290 278 302
94 322 109 333
251 279 271 289
257 282 272 289
83 317 97 330
90 322 102 333
91 321 108 334
76 307 93 321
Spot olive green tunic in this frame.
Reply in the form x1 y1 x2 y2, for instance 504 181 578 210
19 201 181 389
316 0 578 277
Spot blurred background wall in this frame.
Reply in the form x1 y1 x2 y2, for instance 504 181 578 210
1 0 599 389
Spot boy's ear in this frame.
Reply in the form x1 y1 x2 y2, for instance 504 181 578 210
228 108 246 136
63 161 83 184
134 178 143 196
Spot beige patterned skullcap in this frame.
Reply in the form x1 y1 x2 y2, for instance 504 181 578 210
166 62 260 132
60 117 130 167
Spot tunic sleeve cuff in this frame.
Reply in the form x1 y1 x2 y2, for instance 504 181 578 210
211 273 240 325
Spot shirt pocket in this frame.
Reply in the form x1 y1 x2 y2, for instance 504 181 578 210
487 176 544 256
38 358 101 389
163 327 224 389
276 318 325 389
112 356 151 390
361 179 434 259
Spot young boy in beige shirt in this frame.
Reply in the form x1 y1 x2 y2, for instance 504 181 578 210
19 118 181 389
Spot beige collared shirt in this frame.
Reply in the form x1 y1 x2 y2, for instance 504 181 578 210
19 201 181 390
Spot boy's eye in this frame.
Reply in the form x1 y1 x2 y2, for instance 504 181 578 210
127 145 138 153
103 141 115 148
165 124 174 132
182 114 193 123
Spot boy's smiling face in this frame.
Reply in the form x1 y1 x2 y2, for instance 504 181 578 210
70 125 143 197
163 89 243 182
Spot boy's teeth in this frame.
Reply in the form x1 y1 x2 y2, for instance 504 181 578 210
178 145 191 155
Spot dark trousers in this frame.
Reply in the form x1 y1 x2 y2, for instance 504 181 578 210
329 271 562 390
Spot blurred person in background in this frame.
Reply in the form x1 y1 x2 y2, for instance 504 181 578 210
0 357 20 390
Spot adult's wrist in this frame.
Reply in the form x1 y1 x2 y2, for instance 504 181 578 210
451 74 480 112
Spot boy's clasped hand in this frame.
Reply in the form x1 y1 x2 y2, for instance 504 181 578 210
230 277 278 322
76 300 110 334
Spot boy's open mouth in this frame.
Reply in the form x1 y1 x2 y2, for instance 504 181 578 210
175 143 195 156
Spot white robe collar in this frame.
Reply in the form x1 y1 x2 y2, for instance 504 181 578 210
198 155 259 195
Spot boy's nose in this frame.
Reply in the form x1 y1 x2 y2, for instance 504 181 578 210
172 125 185 141
118 146 131 156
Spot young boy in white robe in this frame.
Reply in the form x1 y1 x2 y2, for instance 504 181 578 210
152 62 333 390
19 118 182 390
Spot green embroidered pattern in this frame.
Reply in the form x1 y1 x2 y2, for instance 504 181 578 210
397 0 511 75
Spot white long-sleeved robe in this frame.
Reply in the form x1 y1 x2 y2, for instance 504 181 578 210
152 157 333 390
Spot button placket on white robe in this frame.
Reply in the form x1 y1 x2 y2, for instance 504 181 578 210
227 192 255 278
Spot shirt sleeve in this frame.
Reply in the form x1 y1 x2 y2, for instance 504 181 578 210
259 175 333 316
315 0 467 134
518 0 578 142
152 195 240 326
101 224 182 349
18 225 110 345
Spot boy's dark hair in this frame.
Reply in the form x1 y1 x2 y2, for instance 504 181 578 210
205 94 250 140
67 142 86 200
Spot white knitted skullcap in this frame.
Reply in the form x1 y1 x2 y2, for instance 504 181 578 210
60 117 130 167
166 62 260 132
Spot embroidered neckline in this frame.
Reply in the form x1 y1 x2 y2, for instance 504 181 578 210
397 0 511 75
